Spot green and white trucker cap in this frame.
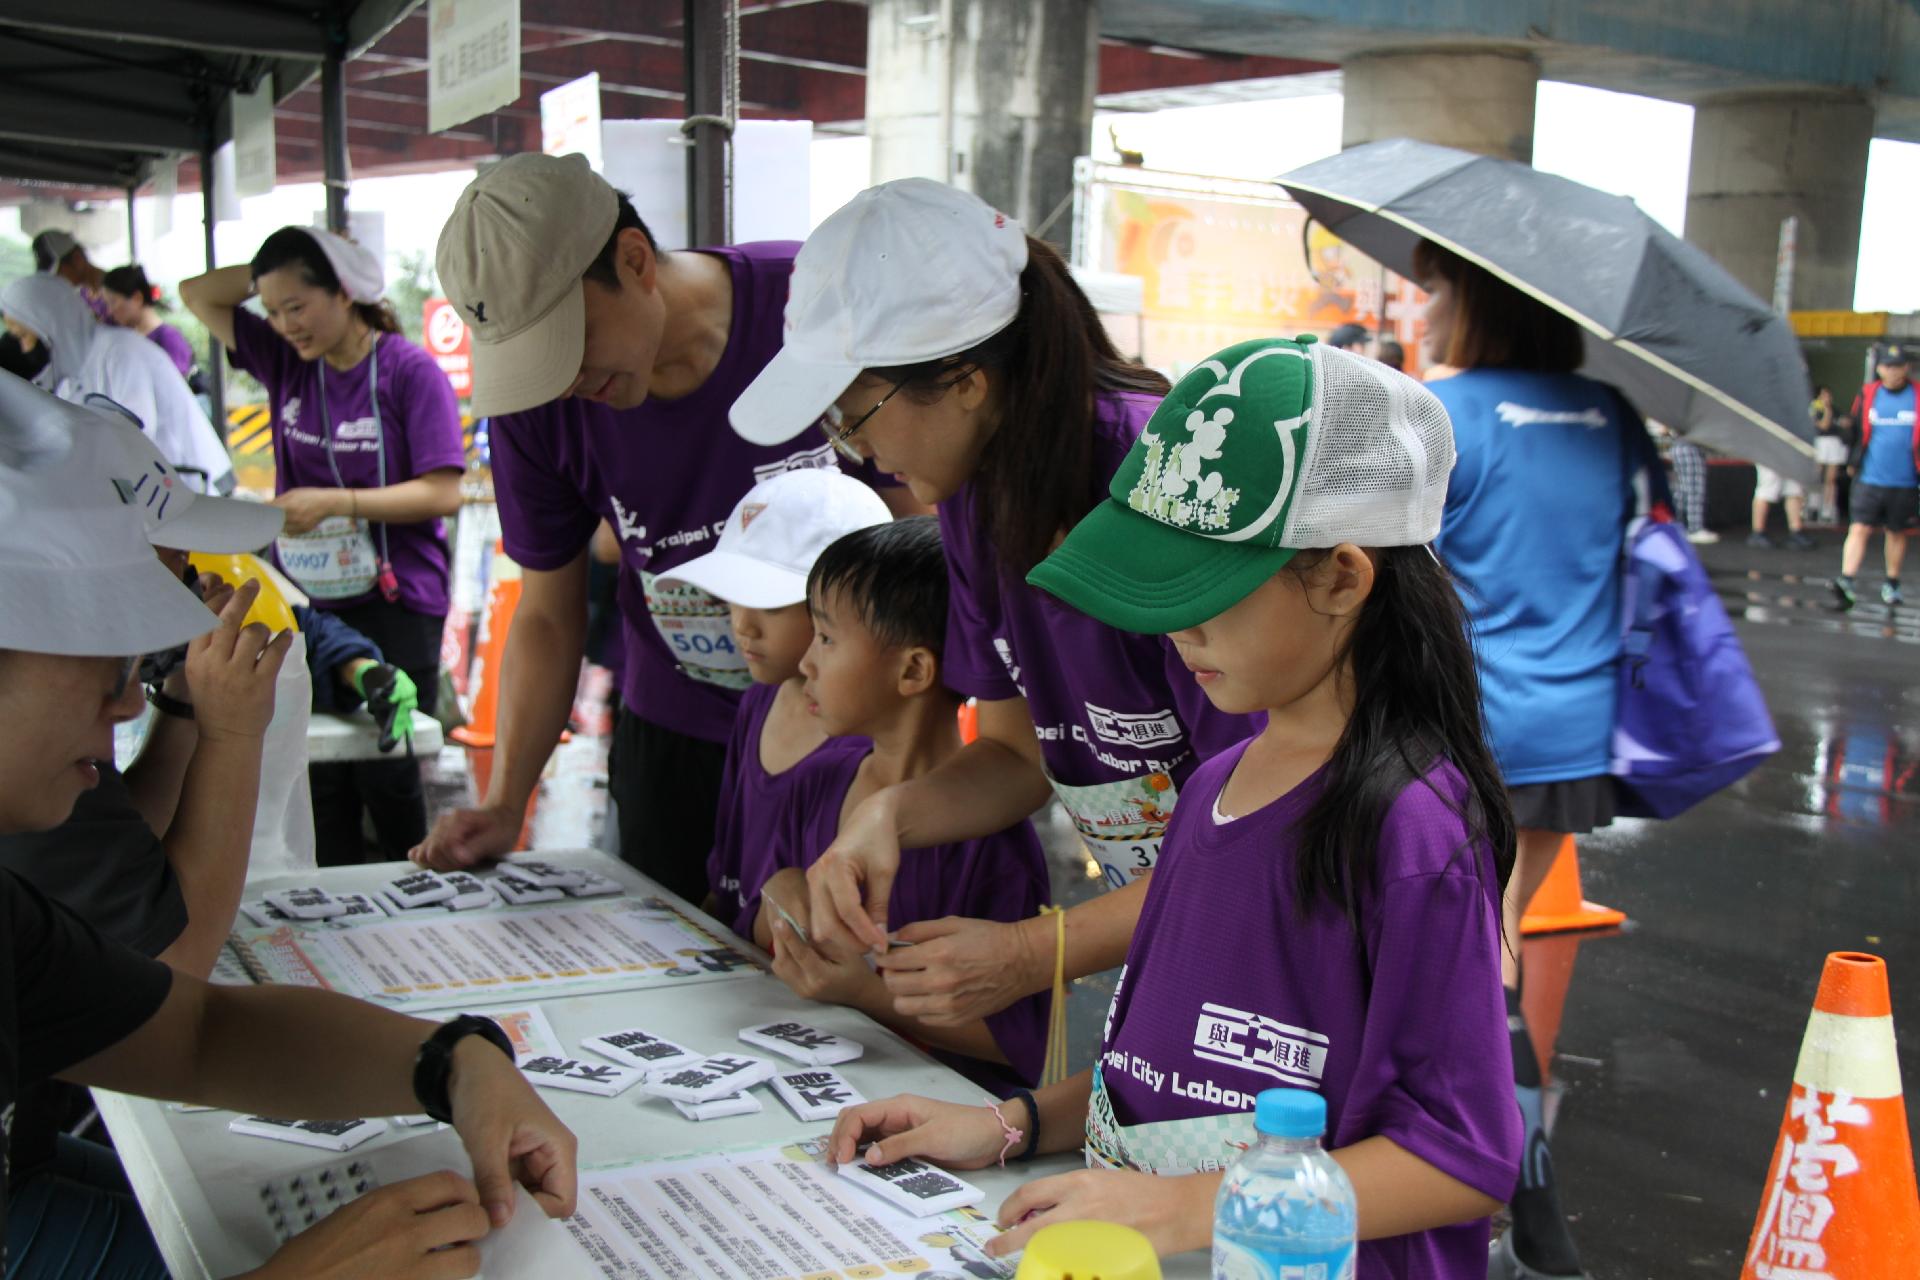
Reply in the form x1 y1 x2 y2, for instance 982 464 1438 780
1026 336 1454 633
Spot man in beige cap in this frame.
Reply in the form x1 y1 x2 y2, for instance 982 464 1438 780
420 154 903 900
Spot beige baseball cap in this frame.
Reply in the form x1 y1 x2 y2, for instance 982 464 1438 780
435 153 620 417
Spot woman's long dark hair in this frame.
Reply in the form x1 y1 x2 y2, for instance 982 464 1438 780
1293 545 1516 935
249 227 401 336
864 236 1168 573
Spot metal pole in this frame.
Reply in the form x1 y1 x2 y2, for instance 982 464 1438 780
322 31 350 233
684 0 735 246
125 184 138 263
201 145 226 437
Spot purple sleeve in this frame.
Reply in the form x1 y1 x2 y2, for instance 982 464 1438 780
490 411 598 572
936 507 1021 703
153 325 195 377
1350 835 1521 1202
389 343 465 479
228 306 299 393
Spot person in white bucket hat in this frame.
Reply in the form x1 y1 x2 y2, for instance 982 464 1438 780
183 226 465 865
728 178 1253 1032
411 152 906 902
0 370 578 1275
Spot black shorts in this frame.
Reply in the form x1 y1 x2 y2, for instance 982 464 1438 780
1850 483 1920 532
607 707 728 905
1509 776 1618 835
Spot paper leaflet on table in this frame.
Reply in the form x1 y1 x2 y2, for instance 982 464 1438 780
561 1140 1014 1279
224 898 759 1011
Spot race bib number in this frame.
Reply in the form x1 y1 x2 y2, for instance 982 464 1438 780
276 516 378 600
641 570 752 691
1049 771 1179 890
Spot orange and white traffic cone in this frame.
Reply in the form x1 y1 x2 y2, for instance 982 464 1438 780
1520 834 1627 935
1742 952 1920 1279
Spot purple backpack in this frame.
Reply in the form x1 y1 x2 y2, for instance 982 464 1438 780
1609 515 1778 817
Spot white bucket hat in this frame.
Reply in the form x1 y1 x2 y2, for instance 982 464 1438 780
730 178 1029 447
658 468 893 608
303 227 386 303
0 372 217 657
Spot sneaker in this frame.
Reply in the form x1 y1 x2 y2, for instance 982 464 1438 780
1747 531 1777 548
1832 576 1858 611
1883 582 1904 607
1787 532 1817 551
1686 528 1721 545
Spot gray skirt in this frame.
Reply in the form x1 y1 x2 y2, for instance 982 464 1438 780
1509 775 1618 834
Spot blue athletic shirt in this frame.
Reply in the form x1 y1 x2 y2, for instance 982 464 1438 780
1431 368 1650 787
1862 384 1918 488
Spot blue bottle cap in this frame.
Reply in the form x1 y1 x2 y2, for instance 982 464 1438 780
1254 1087 1326 1139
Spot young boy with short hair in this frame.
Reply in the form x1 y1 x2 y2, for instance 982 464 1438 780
659 468 891 937
754 517 1050 1089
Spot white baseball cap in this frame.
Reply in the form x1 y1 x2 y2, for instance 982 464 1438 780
657 469 893 608
0 372 218 658
436 153 620 418
730 179 1029 446
62 388 284 552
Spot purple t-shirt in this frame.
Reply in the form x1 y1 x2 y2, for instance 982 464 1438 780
229 307 466 617
1099 741 1520 1279
772 745 1051 1091
491 243 869 743
708 680 869 938
937 390 1257 883
148 323 195 378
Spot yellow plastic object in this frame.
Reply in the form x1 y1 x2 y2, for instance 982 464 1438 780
1014 1222 1162 1280
186 552 300 633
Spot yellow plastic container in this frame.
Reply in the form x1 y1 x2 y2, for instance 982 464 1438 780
186 552 301 634
1013 1221 1162 1280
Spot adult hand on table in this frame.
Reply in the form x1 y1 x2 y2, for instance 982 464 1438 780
805 790 903 956
245 1171 490 1280
826 1093 1014 1172
875 916 1040 1026
446 1035 578 1225
188 578 293 743
410 805 520 871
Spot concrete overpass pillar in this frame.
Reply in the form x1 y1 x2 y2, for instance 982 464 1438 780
1340 49 1539 163
865 0 1098 245
1684 92 1874 311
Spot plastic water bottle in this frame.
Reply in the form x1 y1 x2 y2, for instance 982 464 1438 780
1212 1088 1357 1280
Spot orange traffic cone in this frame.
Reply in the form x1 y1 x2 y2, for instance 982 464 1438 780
958 697 979 745
1742 952 1920 1278
449 542 520 751
1521 834 1627 935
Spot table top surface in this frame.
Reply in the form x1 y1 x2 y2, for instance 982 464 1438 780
96 849 1208 1279
304 708 444 762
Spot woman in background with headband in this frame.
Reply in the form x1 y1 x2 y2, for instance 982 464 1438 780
102 265 197 383
182 228 465 866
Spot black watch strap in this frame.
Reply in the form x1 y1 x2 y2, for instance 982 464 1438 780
147 687 194 720
412 1014 515 1124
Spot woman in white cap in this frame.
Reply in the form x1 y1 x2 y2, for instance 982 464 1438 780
729 178 1257 1028
182 228 465 864
0 370 576 1276
0 273 233 494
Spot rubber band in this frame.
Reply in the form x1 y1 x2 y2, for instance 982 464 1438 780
984 1098 1024 1168
1039 905 1068 1088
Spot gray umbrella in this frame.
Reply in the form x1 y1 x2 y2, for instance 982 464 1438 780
1277 138 1818 482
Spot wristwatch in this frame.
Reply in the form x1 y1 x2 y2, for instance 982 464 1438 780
412 1014 516 1124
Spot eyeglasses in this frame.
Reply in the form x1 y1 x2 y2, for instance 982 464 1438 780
818 381 904 462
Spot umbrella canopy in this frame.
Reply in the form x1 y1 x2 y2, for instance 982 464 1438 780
1277 138 1817 483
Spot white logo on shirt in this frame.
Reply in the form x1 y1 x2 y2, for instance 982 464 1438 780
1085 702 1184 748
1496 401 1606 429
752 441 839 484
1192 1002 1330 1087
1869 405 1915 427
993 638 1021 684
282 396 302 427
334 416 378 442
610 496 648 548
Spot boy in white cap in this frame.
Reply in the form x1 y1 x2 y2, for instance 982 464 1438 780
655 468 891 936
417 153 904 901
0 370 576 1275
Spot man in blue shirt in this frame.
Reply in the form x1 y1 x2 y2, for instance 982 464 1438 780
1834 346 1919 609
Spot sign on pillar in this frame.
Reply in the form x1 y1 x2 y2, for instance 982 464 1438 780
428 0 521 134
423 298 472 400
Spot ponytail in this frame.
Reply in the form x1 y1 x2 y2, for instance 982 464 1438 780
1292 545 1516 934
864 237 1168 574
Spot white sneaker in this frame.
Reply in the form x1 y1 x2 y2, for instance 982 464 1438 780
1686 529 1721 545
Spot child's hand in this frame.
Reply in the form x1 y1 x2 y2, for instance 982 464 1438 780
986 1168 1217 1259
753 868 812 948
825 1093 1012 1172
768 917 881 1007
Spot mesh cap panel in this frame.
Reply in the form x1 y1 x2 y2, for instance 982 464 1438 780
1283 343 1454 547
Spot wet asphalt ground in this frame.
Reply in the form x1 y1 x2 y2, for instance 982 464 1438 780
422 519 1918 1279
